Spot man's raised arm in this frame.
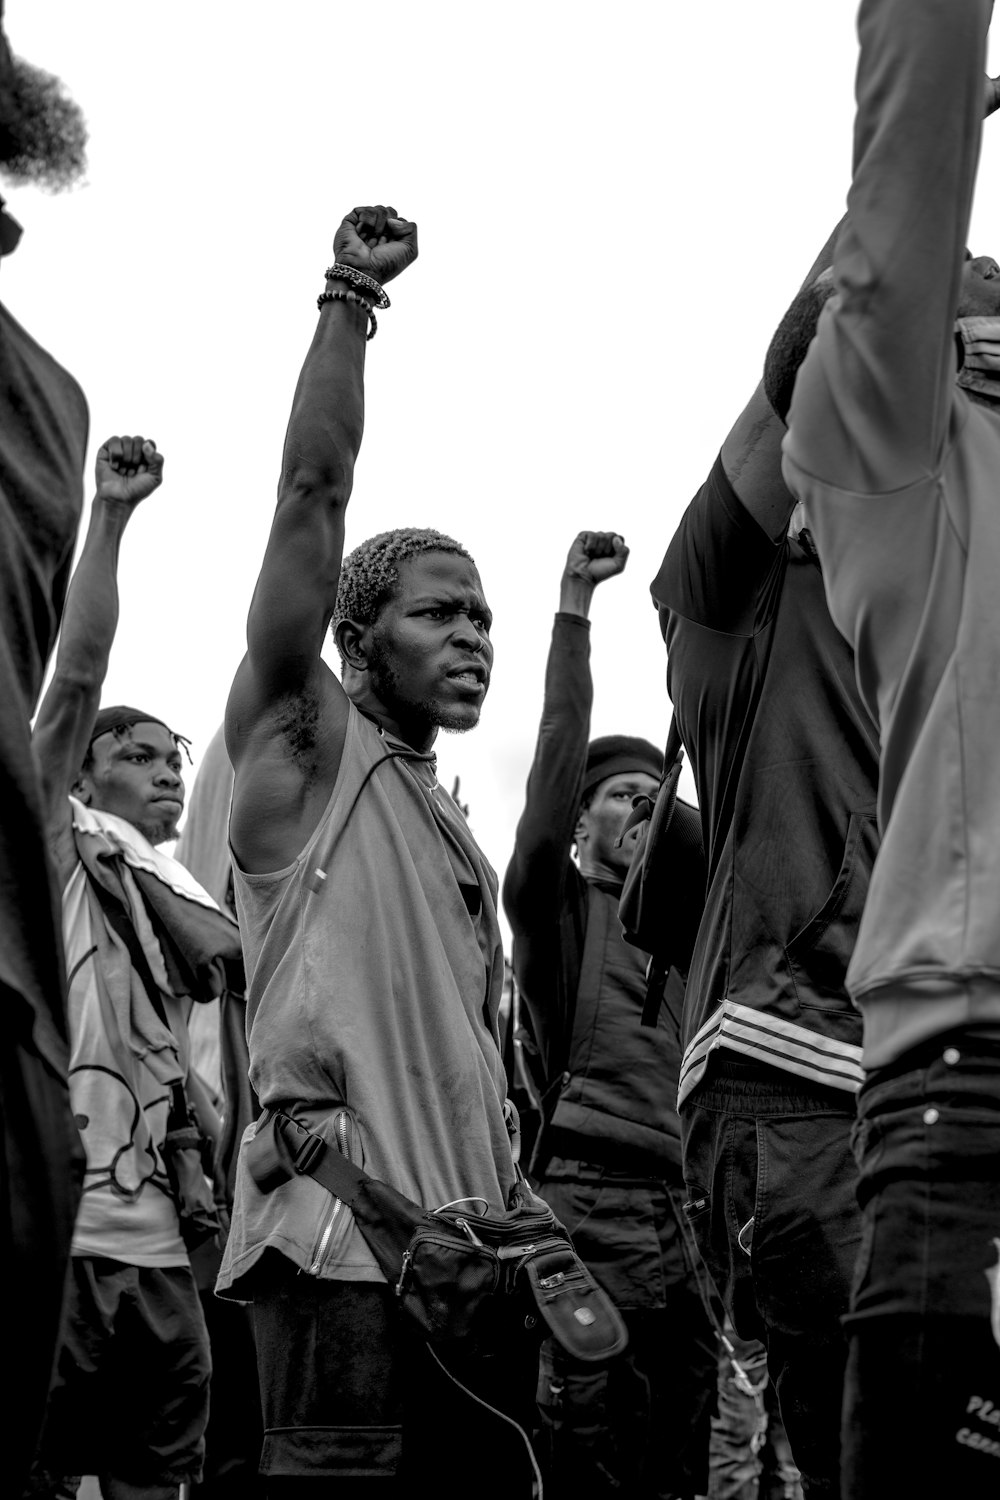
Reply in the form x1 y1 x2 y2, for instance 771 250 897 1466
226 206 416 873
720 217 845 540
504 532 628 931
785 0 989 498
32 435 163 876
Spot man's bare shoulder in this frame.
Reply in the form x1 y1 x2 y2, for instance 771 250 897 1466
227 659 352 874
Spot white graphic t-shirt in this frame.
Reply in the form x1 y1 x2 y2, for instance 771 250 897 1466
63 861 188 1266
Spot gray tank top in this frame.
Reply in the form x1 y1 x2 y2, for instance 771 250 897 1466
225 704 516 1285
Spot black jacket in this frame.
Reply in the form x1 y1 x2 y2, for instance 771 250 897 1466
653 454 880 1105
503 614 689 1174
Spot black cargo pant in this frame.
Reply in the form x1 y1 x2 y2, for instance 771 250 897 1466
534 1164 716 1500
681 1061 860 1500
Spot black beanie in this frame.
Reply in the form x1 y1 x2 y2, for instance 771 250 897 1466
581 735 662 801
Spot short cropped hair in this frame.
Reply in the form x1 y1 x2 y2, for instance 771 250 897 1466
763 277 838 423
331 527 471 660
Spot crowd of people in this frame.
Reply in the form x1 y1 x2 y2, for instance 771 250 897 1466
4 1 1000 1498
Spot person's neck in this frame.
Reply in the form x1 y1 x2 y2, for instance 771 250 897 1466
578 853 627 888
348 684 438 754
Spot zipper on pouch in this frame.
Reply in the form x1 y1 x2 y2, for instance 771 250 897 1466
307 1111 350 1275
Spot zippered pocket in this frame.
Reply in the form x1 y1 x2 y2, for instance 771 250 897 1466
306 1109 358 1275
395 1227 501 1342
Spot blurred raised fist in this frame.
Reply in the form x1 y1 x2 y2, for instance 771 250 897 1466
333 205 418 286
450 775 470 821
94 435 164 507
563 531 629 587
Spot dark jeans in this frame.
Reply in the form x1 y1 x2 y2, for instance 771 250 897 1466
681 1063 860 1500
251 1255 540 1497
842 1034 1000 1499
534 1170 716 1499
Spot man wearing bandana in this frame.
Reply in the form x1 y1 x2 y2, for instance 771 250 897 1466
0 3 90 1488
28 436 244 1499
782 2 1000 1494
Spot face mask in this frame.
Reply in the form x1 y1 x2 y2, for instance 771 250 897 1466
955 317 1000 400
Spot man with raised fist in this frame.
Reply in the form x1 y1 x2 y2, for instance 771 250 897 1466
28 437 241 1500
504 531 716 1500
218 208 535 1495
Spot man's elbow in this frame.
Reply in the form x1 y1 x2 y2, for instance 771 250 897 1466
277 461 352 518
47 660 104 703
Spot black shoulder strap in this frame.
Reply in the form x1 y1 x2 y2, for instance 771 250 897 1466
89 872 167 1019
554 870 587 1082
265 1110 373 1207
245 1111 423 1287
665 711 683 769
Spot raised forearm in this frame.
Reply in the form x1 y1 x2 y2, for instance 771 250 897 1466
787 0 988 493
49 497 130 690
278 290 368 505
558 575 595 619
505 614 593 923
33 494 137 825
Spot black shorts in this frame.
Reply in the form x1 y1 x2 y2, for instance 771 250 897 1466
27 1256 211 1496
251 1254 539 1495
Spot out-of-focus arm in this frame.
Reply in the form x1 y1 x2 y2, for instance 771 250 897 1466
783 0 989 747
786 0 988 497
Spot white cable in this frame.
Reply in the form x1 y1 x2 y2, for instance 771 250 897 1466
425 1342 544 1498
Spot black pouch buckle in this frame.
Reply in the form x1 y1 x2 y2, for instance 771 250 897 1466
521 1245 628 1364
292 1129 325 1175
244 1113 291 1194
245 1111 325 1194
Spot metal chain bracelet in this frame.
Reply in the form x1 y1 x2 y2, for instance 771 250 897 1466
324 262 391 310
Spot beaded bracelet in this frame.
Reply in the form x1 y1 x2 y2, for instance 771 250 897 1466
316 287 378 340
324 262 391 310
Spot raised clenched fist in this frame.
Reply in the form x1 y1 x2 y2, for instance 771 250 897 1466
333 205 418 286
563 531 630 588
94 435 164 508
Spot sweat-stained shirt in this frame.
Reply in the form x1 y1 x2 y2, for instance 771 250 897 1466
218 703 517 1297
783 0 1000 1069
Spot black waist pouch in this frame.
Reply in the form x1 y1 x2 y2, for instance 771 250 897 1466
246 1109 628 1363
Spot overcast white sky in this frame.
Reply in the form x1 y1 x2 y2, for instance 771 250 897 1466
6 1 1000 942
